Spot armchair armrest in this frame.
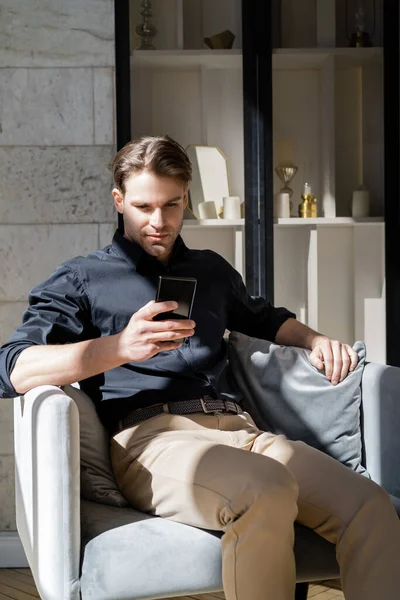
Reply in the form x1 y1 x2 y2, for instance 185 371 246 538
361 362 400 499
14 386 81 600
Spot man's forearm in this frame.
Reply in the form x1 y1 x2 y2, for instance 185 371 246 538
10 335 125 395
274 318 327 350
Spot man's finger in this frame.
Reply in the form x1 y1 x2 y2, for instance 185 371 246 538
348 347 359 371
330 341 342 385
139 300 178 318
330 341 342 384
322 343 334 381
309 349 324 370
159 318 196 330
146 318 196 333
339 346 351 382
149 329 195 342
156 340 184 351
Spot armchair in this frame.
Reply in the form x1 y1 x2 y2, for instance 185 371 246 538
13 360 400 600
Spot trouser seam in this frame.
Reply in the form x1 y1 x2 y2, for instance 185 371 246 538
231 519 240 600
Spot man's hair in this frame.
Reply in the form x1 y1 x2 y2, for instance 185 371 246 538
112 135 192 194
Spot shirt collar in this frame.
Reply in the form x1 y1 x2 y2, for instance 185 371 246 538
111 229 189 270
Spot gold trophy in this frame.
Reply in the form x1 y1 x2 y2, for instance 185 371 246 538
275 164 298 217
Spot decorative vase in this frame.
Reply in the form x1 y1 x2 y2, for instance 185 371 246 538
135 0 157 50
352 186 370 217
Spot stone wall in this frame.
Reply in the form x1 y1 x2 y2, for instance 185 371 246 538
0 0 117 530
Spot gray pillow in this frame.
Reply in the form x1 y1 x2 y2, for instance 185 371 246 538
228 332 368 476
62 384 129 507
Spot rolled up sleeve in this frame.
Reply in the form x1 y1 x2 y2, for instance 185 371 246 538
0 261 92 398
227 267 296 341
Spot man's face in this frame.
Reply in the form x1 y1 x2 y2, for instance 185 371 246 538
112 171 189 263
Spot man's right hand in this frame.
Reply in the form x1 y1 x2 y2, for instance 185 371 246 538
117 300 196 362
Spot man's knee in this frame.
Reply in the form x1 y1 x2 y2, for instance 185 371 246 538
223 450 299 521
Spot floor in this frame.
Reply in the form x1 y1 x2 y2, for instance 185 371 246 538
0 570 344 599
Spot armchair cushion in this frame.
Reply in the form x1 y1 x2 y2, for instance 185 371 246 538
62 385 129 507
79 500 339 599
228 332 368 475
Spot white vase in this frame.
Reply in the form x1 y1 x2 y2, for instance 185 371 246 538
274 192 290 218
352 189 370 218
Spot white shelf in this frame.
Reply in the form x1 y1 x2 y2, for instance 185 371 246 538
131 50 242 70
184 217 384 228
272 47 383 70
274 217 384 226
131 47 382 71
183 218 244 228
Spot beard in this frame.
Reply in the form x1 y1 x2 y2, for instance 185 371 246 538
123 213 184 260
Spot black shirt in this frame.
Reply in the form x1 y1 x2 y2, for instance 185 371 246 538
0 230 295 432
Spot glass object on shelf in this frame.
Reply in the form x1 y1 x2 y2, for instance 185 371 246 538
346 0 376 47
299 182 318 218
275 164 298 217
135 0 157 50
352 185 370 217
186 146 230 219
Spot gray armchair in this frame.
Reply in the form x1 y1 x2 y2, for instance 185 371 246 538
13 360 400 600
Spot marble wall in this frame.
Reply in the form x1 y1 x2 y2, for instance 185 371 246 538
0 1 117 531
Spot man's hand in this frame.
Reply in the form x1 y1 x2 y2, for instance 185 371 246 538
9 300 195 394
117 300 196 363
309 336 359 385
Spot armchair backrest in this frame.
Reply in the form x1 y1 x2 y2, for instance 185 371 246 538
361 362 400 499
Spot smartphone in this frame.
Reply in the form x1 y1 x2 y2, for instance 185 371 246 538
154 275 197 321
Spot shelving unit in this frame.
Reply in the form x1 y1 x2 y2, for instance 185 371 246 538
274 220 385 363
180 219 244 276
132 46 383 70
182 218 244 227
272 47 383 69
269 36 385 359
275 217 384 226
272 46 384 219
131 49 242 69
130 0 245 282
129 0 387 362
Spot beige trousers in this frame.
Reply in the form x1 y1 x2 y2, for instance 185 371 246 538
111 410 400 600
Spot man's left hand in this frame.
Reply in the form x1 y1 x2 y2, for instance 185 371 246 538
309 336 359 385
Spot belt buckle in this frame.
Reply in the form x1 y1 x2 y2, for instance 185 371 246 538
200 397 222 414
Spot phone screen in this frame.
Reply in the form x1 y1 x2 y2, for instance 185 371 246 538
154 276 197 321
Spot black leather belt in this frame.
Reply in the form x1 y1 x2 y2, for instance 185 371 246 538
118 395 243 431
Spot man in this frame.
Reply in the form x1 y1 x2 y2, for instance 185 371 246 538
0 135 399 600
